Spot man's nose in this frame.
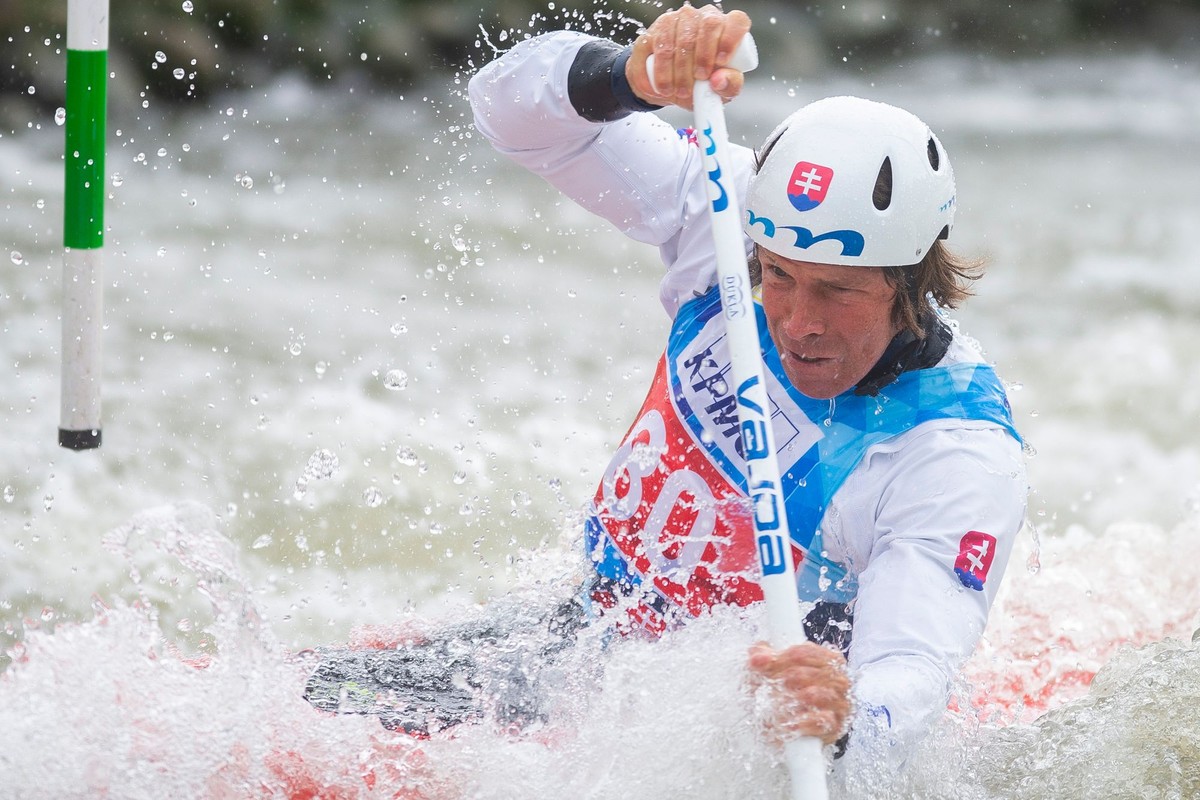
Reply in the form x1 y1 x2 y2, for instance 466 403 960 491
780 291 825 339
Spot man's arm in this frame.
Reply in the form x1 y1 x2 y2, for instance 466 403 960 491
838 424 1027 762
467 29 755 315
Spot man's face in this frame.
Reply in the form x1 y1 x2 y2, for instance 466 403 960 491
759 249 901 400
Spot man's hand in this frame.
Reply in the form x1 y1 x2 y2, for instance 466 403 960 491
626 4 752 111
747 641 852 747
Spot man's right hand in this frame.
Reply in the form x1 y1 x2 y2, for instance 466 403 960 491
748 640 852 747
626 4 752 111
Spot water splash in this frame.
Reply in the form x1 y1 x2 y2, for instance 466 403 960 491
0 504 436 797
3 506 1200 798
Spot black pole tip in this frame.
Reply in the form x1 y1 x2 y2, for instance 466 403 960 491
58 428 102 450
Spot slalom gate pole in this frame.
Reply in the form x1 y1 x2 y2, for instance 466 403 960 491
689 34 830 799
60 0 109 450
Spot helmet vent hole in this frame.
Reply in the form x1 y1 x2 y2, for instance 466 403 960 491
873 157 893 211
927 138 940 170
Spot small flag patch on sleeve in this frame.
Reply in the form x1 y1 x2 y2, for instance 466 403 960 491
954 531 997 591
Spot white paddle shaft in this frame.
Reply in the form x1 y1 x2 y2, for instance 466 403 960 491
648 33 831 800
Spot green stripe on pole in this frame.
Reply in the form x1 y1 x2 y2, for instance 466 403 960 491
64 48 107 250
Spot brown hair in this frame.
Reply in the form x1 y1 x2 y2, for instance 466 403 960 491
871 152 984 337
748 241 984 338
883 241 984 337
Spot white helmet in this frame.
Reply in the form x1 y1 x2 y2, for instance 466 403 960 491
743 96 956 267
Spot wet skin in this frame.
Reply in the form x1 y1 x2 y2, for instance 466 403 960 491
758 248 901 400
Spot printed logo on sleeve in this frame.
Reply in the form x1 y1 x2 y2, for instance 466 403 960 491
787 161 834 211
954 530 997 591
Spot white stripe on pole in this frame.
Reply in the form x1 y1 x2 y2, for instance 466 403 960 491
690 37 831 799
60 248 104 434
67 0 109 51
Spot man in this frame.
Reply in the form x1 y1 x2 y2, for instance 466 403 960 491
468 3 1027 767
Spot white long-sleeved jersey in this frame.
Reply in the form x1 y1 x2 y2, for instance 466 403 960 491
468 31 1028 762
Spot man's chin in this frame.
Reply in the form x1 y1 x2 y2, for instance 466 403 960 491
782 361 849 400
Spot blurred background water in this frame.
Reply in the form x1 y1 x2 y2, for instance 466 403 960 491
1 1 1199 797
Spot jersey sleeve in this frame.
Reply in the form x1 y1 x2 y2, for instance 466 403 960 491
467 31 756 317
832 424 1027 767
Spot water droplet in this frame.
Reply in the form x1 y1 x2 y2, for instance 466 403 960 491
54 107 65 125
181 0 194 12
237 173 254 189
303 449 340 481
40 607 55 622
155 50 167 63
362 487 384 508
35 199 45 209
157 147 167 158
176 618 193 632
173 67 185 80
111 173 123 187
314 360 327 376
511 490 531 508
42 494 54 511
452 470 467 485
2 486 14 503
396 446 418 466
383 369 409 391
9 251 23 266
389 322 407 336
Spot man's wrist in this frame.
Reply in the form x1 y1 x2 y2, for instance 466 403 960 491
568 41 664 122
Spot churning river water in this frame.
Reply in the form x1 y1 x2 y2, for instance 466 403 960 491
1 15 1199 799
